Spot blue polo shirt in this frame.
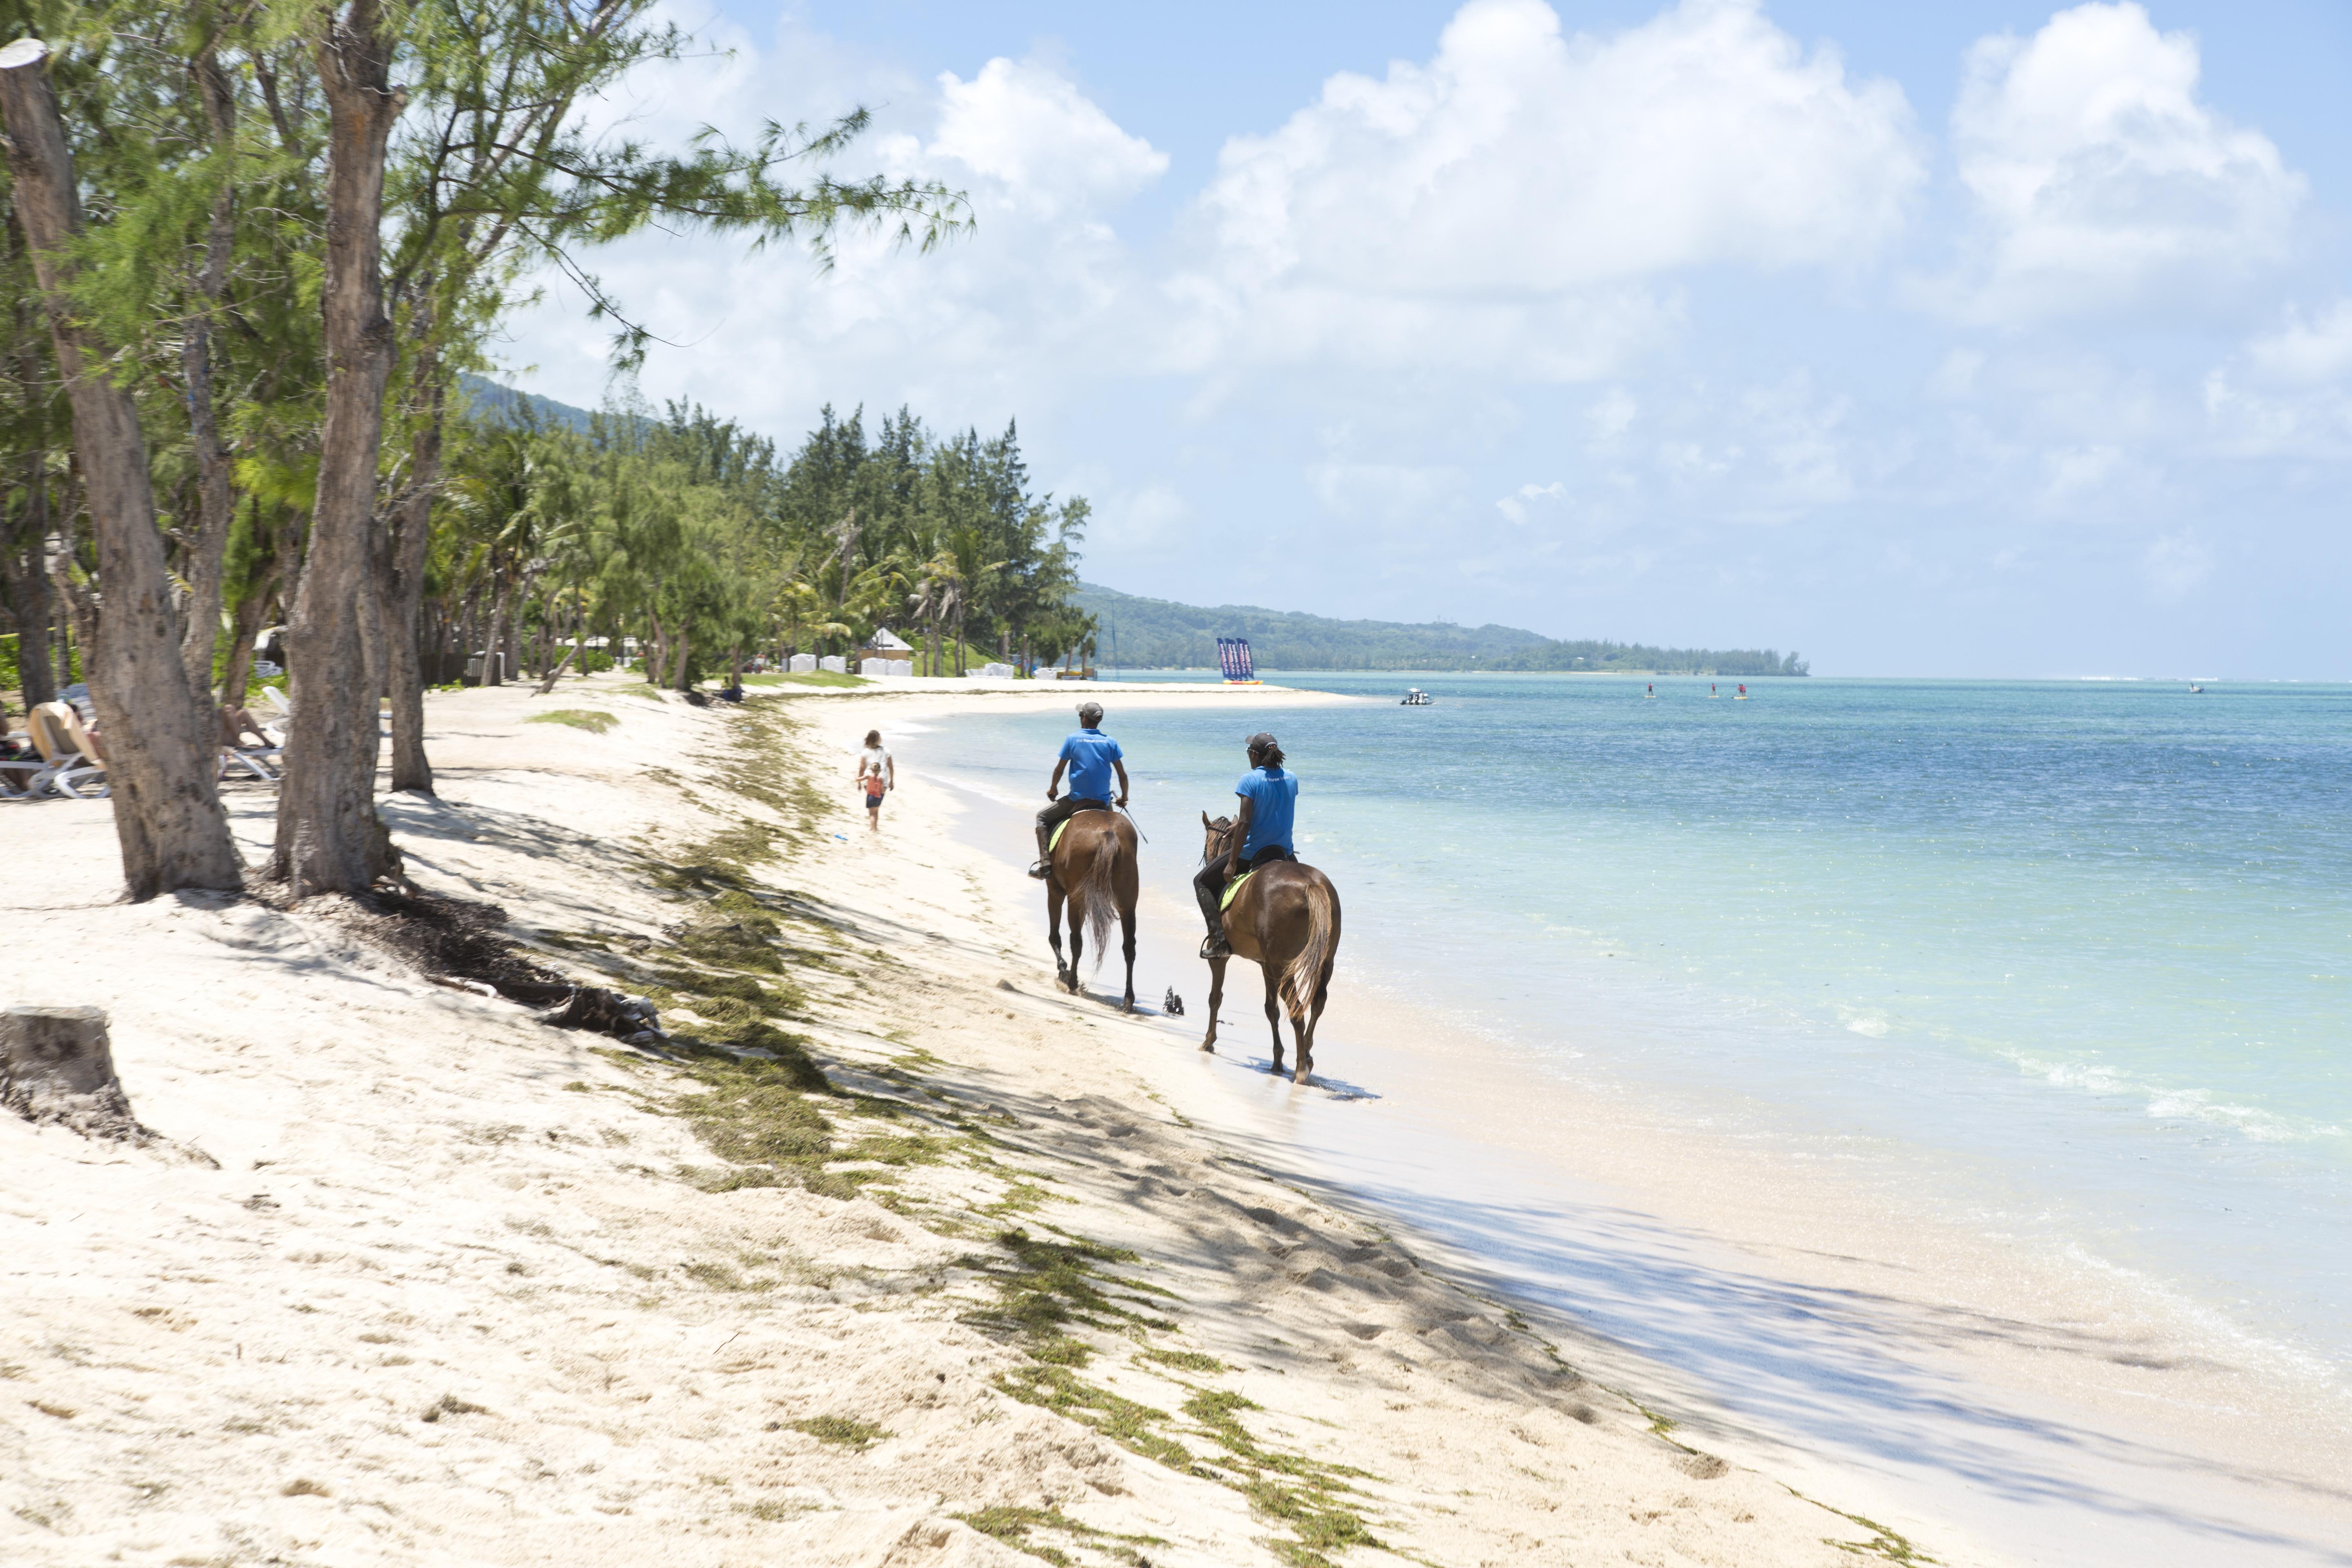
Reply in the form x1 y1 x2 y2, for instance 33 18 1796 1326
1236 766 1298 858
1059 728 1122 801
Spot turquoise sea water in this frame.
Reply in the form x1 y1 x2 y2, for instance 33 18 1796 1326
918 674 2352 1389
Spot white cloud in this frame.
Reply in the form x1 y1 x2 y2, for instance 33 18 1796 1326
2241 300 2352 386
1944 2 2303 320
1169 0 1920 377
927 58 1169 216
1587 388 1639 446
2200 302 2352 458
495 29 1170 440
1496 481 1566 524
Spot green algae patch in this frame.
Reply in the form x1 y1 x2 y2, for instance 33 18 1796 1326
791 1414 890 1450
955 1504 1166 1567
1180 1388 1381 1565
958 1229 1170 1345
753 670 869 689
994 1363 1193 1471
526 708 617 734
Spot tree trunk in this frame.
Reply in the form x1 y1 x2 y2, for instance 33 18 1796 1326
455 586 478 684
480 572 510 686
175 40 239 719
385 317 443 793
668 628 692 692
272 5 404 897
530 640 576 696
47 512 98 681
218 556 278 709
646 610 668 687
7 455 59 708
0 39 241 899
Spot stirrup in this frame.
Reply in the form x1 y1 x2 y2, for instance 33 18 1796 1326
1027 860 1052 880
1199 933 1231 960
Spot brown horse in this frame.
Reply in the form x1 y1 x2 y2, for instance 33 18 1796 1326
1198 814 1342 1082
1046 808 1140 1010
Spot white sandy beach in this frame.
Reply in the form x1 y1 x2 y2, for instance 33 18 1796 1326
2 672 1936 1568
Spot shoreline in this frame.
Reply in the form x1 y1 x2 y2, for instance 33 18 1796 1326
1 672 1925 1566
873 684 2352 1565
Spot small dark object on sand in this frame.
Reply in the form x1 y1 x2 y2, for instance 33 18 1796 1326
683 688 710 708
1163 988 1184 1017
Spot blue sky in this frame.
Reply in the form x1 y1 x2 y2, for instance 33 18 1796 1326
501 1 2352 676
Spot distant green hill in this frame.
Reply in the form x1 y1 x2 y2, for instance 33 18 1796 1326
457 373 596 432
1074 582 1806 676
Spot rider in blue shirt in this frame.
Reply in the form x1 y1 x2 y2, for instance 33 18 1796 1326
1195 731 1298 957
1031 702 1130 878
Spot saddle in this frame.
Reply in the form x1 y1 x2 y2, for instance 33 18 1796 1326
1048 808 1114 856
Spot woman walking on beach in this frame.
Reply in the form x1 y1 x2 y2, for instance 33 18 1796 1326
856 730 894 831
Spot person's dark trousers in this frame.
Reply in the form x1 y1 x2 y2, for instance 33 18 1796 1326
1035 795 1109 863
1194 845 1291 937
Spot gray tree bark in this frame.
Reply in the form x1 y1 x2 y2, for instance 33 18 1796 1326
272 3 405 896
0 38 242 899
386 342 443 793
174 40 241 715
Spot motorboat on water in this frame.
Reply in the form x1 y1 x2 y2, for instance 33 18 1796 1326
1401 687 1433 705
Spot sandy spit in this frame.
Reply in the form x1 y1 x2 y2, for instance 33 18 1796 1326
1 673 1943 1567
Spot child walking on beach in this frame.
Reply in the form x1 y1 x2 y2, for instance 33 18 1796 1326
856 730 894 831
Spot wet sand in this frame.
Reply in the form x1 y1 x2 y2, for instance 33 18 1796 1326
869 682 2352 1567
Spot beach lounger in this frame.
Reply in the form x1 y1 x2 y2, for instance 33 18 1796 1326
221 741 282 782
255 685 294 743
20 702 106 798
0 733 51 798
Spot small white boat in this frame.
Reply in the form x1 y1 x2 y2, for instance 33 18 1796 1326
1401 687 1432 706
2189 684 2205 693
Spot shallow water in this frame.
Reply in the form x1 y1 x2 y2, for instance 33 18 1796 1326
915 673 2352 1400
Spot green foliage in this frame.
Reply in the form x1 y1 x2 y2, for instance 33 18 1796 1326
1 633 80 697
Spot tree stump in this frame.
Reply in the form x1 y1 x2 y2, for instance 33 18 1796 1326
1 1005 154 1145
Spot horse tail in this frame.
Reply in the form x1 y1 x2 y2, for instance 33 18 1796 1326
1279 872 1337 1021
1075 826 1120 970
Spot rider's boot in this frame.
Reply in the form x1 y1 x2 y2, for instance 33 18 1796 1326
1028 821 1053 880
1199 931 1232 960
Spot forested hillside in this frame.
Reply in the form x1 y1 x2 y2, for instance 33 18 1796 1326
1075 583 1807 675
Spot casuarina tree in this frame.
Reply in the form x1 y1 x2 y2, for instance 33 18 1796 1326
0 37 243 900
